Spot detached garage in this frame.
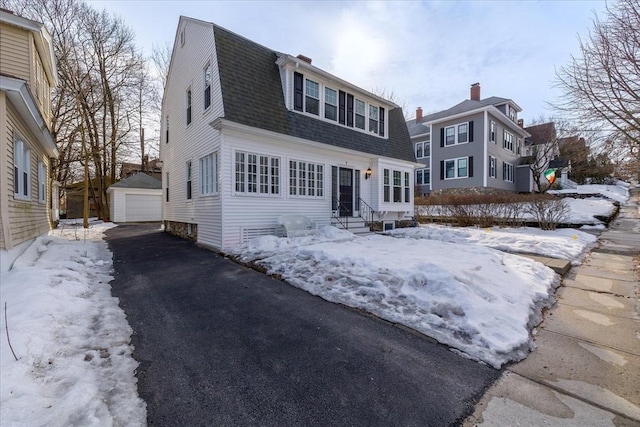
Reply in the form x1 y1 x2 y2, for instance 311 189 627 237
107 173 162 223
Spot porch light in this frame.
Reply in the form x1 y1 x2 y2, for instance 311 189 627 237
365 168 372 179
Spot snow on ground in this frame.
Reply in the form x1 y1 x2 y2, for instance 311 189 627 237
0 220 146 427
550 182 630 204
230 226 576 369
563 198 618 224
387 225 598 266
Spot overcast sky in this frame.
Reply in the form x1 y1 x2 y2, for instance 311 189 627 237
88 0 606 124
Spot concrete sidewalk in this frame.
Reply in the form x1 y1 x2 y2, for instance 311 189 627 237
465 187 640 426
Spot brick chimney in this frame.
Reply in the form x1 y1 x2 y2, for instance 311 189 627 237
296 54 312 64
517 118 524 128
470 82 481 101
416 107 423 123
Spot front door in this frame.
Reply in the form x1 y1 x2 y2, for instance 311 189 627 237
339 168 353 216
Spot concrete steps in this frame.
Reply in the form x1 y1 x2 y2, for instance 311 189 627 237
330 217 371 235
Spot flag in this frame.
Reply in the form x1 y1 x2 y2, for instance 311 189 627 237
544 168 556 185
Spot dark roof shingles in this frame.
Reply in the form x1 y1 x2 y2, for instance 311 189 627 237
213 25 415 163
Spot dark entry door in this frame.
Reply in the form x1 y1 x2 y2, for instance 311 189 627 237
339 168 353 216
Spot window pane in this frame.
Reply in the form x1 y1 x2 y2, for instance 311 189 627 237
271 158 279 194
445 127 455 145
416 143 423 158
457 158 468 177
305 80 319 115
424 144 430 157
445 160 455 178
458 123 468 143
289 160 297 195
416 170 423 185
425 169 430 185
235 152 245 192
355 99 365 130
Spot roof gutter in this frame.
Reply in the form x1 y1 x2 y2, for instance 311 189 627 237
0 76 58 157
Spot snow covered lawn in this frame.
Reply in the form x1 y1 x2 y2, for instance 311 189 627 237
230 225 595 369
0 221 145 427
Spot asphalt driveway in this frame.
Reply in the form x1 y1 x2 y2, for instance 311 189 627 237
106 225 500 426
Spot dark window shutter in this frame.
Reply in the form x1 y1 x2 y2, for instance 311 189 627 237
502 162 506 180
468 121 474 142
440 128 445 147
346 94 354 127
338 91 346 125
294 72 303 111
379 107 385 136
469 156 474 177
440 160 445 180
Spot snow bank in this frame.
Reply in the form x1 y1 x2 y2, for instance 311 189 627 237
0 222 146 426
232 227 559 368
550 183 629 204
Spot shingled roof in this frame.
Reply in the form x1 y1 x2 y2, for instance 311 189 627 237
212 24 415 163
109 173 161 190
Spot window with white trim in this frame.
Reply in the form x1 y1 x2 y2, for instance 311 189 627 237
490 121 496 143
289 160 324 197
443 121 473 147
324 87 337 121
416 168 430 185
13 136 30 199
445 126 455 146
369 105 379 134
165 172 169 202
203 62 212 110
503 162 514 182
305 79 319 115
489 156 497 178
503 130 513 151
186 87 192 125
199 153 218 195
186 161 192 200
508 105 517 121
235 151 280 195
404 172 410 203
415 140 430 158
445 157 469 179
393 170 402 202
355 99 366 130
38 160 46 203
457 123 468 143
383 169 390 202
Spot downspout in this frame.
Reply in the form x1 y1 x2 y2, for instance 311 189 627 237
483 110 488 188
0 92 12 249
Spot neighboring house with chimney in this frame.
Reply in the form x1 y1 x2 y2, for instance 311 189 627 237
160 16 418 249
521 122 567 191
408 83 530 195
0 9 58 272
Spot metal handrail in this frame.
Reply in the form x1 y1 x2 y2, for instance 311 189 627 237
331 197 350 228
358 197 375 224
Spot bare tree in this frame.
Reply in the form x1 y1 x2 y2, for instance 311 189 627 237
5 0 151 221
553 0 640 171
523 119 574 192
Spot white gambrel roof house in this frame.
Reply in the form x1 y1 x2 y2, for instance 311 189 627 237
160 16 420 250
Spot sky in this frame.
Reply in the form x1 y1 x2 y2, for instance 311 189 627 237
0 184 625 424
87 0 607 125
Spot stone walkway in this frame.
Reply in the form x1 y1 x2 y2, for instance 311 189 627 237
465 187 640 426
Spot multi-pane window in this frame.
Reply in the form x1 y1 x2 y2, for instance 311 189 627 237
305 79 319 115
186 88 192 125
490 121 496 143
457 123 468 143
38 160 46 203
13 136 30 199
199 153 218 195
503 131 513 151
324 88 337 121
289 160 324 197
404 172 410 203
369 105 379 134
416 168 430 185
383 169 390 202
489 156 497 178
235 151 280 195
444 121 472 146
165 115 169 144
355 99 366 130
393 170 402 203
186 161 192 200
445 157 469 179
203 62 212 110
415 140 430 158
445 126 455 146
508 105 517 121
503 162 514 182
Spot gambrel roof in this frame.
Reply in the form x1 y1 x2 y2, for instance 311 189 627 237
212 24 415 163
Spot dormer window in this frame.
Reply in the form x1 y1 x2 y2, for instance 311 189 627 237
291 70 386 137
369 105 379 134
305 79 319 115
324 88 337 121
508 105 517 122
355 99 365 130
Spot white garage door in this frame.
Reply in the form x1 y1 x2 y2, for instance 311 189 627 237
125 193 162 222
